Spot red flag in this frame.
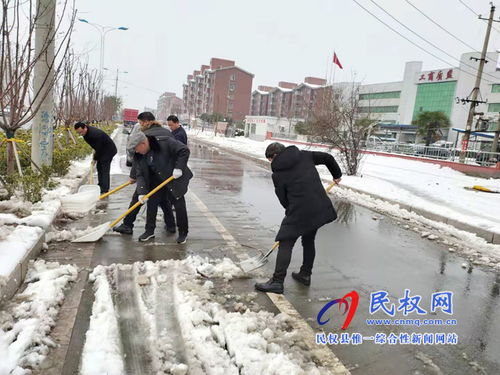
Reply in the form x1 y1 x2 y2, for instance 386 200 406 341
333 52 343 69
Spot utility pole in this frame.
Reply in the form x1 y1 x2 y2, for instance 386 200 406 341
114 68 119 98
459 4 498 163
31 0 56 168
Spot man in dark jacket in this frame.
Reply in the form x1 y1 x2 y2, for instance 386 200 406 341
255 142 342 294
74 122 117 194
167 115 187 145
127 130 193 243
113 112 176 236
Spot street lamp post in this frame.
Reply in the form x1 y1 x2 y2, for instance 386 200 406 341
78 18 128 73
104 68 128 98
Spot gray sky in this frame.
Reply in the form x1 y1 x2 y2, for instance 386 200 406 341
71 0 500 110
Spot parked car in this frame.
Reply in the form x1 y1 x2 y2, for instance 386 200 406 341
414 143 451 159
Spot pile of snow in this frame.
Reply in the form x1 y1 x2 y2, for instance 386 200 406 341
80 265 124 375
81 256 328 375
0 260 77 374
45 225 102 243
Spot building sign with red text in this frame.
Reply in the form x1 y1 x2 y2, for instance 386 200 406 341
416 69 457 84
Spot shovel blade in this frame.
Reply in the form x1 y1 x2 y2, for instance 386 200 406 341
72 222 111 243
239 255 268 273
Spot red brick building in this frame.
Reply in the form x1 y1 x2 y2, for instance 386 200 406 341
157 92 183 122
182 58 254 122
250 77 327 120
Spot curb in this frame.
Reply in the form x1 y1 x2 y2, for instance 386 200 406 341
0 127 120 304
192 136 500 245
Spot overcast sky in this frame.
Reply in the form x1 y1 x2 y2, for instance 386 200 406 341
71 0 500 110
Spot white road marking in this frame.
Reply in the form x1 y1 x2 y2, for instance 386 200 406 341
188 190 351 374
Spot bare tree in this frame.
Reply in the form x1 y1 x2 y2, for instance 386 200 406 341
55 57 105 138
307 82 376 175
0 0 75 173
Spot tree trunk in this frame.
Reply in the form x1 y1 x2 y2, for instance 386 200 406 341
6 130 16 175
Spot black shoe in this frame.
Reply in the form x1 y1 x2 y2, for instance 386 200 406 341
113 224 133 235
165 225 176 234
176 232 188 244
292 271 311 286
255 278 284 294
139 230 155 242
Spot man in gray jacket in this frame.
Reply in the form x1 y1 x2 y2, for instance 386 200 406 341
113 112 176 237
126 128 193 243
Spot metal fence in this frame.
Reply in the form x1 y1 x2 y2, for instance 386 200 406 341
365 142 500 167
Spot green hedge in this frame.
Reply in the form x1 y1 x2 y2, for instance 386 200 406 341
0 124 116 203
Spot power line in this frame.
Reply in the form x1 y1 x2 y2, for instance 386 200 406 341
404 0 480 53
369 0 499 82
458 0 481 16
457 0 500 34
118 79 162 94
351 0 497 84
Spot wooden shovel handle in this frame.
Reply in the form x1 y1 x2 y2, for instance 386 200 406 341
109 176 175 228
99 181 132 200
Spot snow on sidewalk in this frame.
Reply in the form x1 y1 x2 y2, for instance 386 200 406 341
0 127 122 288
0 260 78 375
81 256 331 375
0 156 91 284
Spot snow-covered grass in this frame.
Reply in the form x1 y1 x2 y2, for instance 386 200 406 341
0 260 77 375
81 256 329 374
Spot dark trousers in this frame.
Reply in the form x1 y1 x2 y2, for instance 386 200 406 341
96 159 112 193
273 229 318 283
123 190 175 229
167 192 188 234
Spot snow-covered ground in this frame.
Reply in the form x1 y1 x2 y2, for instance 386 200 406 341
0 156 91 283
0 260 77 375
189 130 500 267
81 256 330 375
0 127 121 288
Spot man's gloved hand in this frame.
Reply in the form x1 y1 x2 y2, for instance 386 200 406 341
129 178 136 184
138 195 148 204
173 168 183 179
334 178 342 184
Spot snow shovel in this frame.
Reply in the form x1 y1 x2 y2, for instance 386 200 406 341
99 180 132 200
72 176 175 243
238 181 338 273
472 185 500 194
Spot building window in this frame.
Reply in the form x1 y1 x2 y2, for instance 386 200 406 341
359 91 401 100
230 74 236 81
359 106 399 113
488 103 500 112
412 81 456 120
492 84 500 93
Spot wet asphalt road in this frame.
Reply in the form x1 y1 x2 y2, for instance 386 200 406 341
42 131 500 374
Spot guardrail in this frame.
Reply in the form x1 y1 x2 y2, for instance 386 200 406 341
365 143 500 167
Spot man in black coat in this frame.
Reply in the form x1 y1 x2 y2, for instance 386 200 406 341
74 122 117 194
127 130 193 243
255 142 342 294
167 115 188 145
113 112 176 236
